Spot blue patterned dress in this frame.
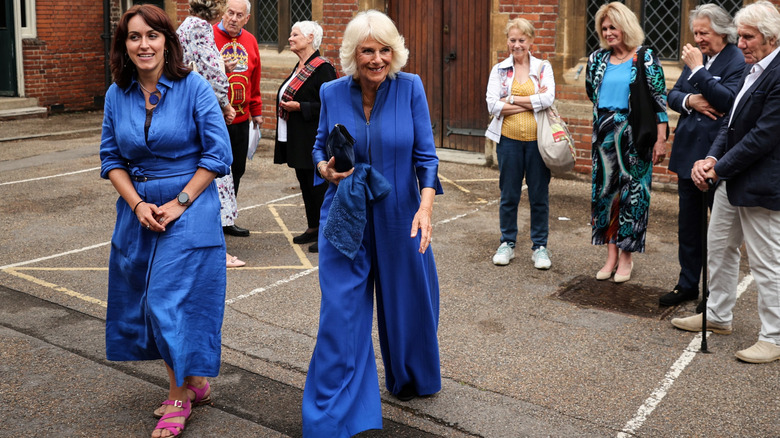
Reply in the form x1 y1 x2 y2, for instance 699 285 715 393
585 47 667 252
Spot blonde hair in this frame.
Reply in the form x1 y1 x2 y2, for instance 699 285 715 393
339 10 409 79
595 2 645 50
506 18 535 39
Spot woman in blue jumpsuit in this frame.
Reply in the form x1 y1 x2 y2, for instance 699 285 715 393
100 5 231 437
302 10 443 437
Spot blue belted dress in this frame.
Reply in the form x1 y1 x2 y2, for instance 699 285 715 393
100 73 232 387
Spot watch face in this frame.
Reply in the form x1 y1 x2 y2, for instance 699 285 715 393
177 192 189 204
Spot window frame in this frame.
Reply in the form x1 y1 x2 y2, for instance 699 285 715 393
19 0 37 39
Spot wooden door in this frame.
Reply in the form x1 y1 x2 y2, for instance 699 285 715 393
389 0 491 153
0 0 17 96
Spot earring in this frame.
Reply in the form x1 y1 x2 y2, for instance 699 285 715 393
123 53 129 68
164 49 169 64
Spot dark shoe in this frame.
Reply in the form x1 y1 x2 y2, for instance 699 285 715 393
223 225 250 237
293 231 318 244
308 241 318 253
394 385 417 402
659 285 698 306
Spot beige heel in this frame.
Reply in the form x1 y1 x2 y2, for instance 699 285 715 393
613 262 633 283
596 268 615 280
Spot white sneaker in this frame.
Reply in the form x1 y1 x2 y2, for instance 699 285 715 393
492 242 515 265
532 246 551 270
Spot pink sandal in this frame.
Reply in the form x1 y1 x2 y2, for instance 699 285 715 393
153 398 191 437
154 381 211 418
226 253 246 268
187 381 212 407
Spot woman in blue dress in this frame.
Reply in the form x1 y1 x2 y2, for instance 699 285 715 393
302 10 443 437
100 5 231 438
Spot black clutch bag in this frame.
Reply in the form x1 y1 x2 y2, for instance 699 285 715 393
326 124 355 172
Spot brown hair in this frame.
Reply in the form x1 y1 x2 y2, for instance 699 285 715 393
189 0 226 22
110 4 189 89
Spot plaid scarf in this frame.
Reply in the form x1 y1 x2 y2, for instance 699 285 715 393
278 56 330 121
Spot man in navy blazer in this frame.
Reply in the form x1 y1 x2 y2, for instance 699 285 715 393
672 1 780 364
662 4 746 307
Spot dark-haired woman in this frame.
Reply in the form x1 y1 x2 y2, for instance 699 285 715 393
100 5 231 438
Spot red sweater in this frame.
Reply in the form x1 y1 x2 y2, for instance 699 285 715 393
213 23 262 125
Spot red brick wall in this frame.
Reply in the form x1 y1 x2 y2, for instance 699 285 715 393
498 0 557 62
22 0 107 111
318 2 358 73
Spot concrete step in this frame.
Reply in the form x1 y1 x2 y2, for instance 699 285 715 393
0 97 47 121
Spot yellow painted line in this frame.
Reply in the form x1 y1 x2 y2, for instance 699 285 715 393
251 230 308 235
228 265 314 270
3 268 107 307
454 178 500 182
438 173 471 193
11 267 108 271
439 174 487 203
268 205 314 269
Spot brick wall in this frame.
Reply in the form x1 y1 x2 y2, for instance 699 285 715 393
498 0 557 61
22 0 107 111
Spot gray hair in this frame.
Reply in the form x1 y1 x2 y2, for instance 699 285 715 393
690 3 737 44
735 0 780 45
339 10 409 80
293 20 323 50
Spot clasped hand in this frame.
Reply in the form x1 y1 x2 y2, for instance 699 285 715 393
135 199 186 232
691 157 718 191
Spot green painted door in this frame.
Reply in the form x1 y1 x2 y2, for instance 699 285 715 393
0 0 18 96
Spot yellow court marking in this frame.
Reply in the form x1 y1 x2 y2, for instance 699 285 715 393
227 266 315 270
268 204 314 269
3 268 107 307
438 173 471 193
11 267 108 271
439 173 487 203
455 178 500 182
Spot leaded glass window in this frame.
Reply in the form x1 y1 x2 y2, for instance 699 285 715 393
255 0 312 45
643 1 680 60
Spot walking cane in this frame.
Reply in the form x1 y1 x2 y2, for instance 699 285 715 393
700 181 714 353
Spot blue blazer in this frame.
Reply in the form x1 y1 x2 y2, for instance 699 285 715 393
668 43 745 178
708 51 780 211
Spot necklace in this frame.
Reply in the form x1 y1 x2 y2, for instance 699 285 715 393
139 82 161 105
612 50 633 63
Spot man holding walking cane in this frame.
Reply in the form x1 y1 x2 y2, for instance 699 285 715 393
662 4 745 308
671 1 780 364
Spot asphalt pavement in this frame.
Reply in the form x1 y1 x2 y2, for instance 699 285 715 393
0 111 777 437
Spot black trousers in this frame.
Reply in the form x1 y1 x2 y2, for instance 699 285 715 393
676 178 714 290
227 119 249 195
295 168 327 229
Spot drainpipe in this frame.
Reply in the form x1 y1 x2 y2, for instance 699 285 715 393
101 0 112 90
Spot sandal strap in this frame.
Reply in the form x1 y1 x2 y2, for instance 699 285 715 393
161 398 189 408
186 381 210 404
159 398 191 421
155 420 185 436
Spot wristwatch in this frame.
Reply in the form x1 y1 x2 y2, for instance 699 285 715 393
176 191 192 207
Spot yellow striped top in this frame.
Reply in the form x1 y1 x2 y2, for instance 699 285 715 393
501 78 537 141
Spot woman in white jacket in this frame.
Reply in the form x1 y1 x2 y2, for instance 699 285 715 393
485 17 556 269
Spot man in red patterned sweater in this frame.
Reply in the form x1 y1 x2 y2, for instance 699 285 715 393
214 0 262 236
